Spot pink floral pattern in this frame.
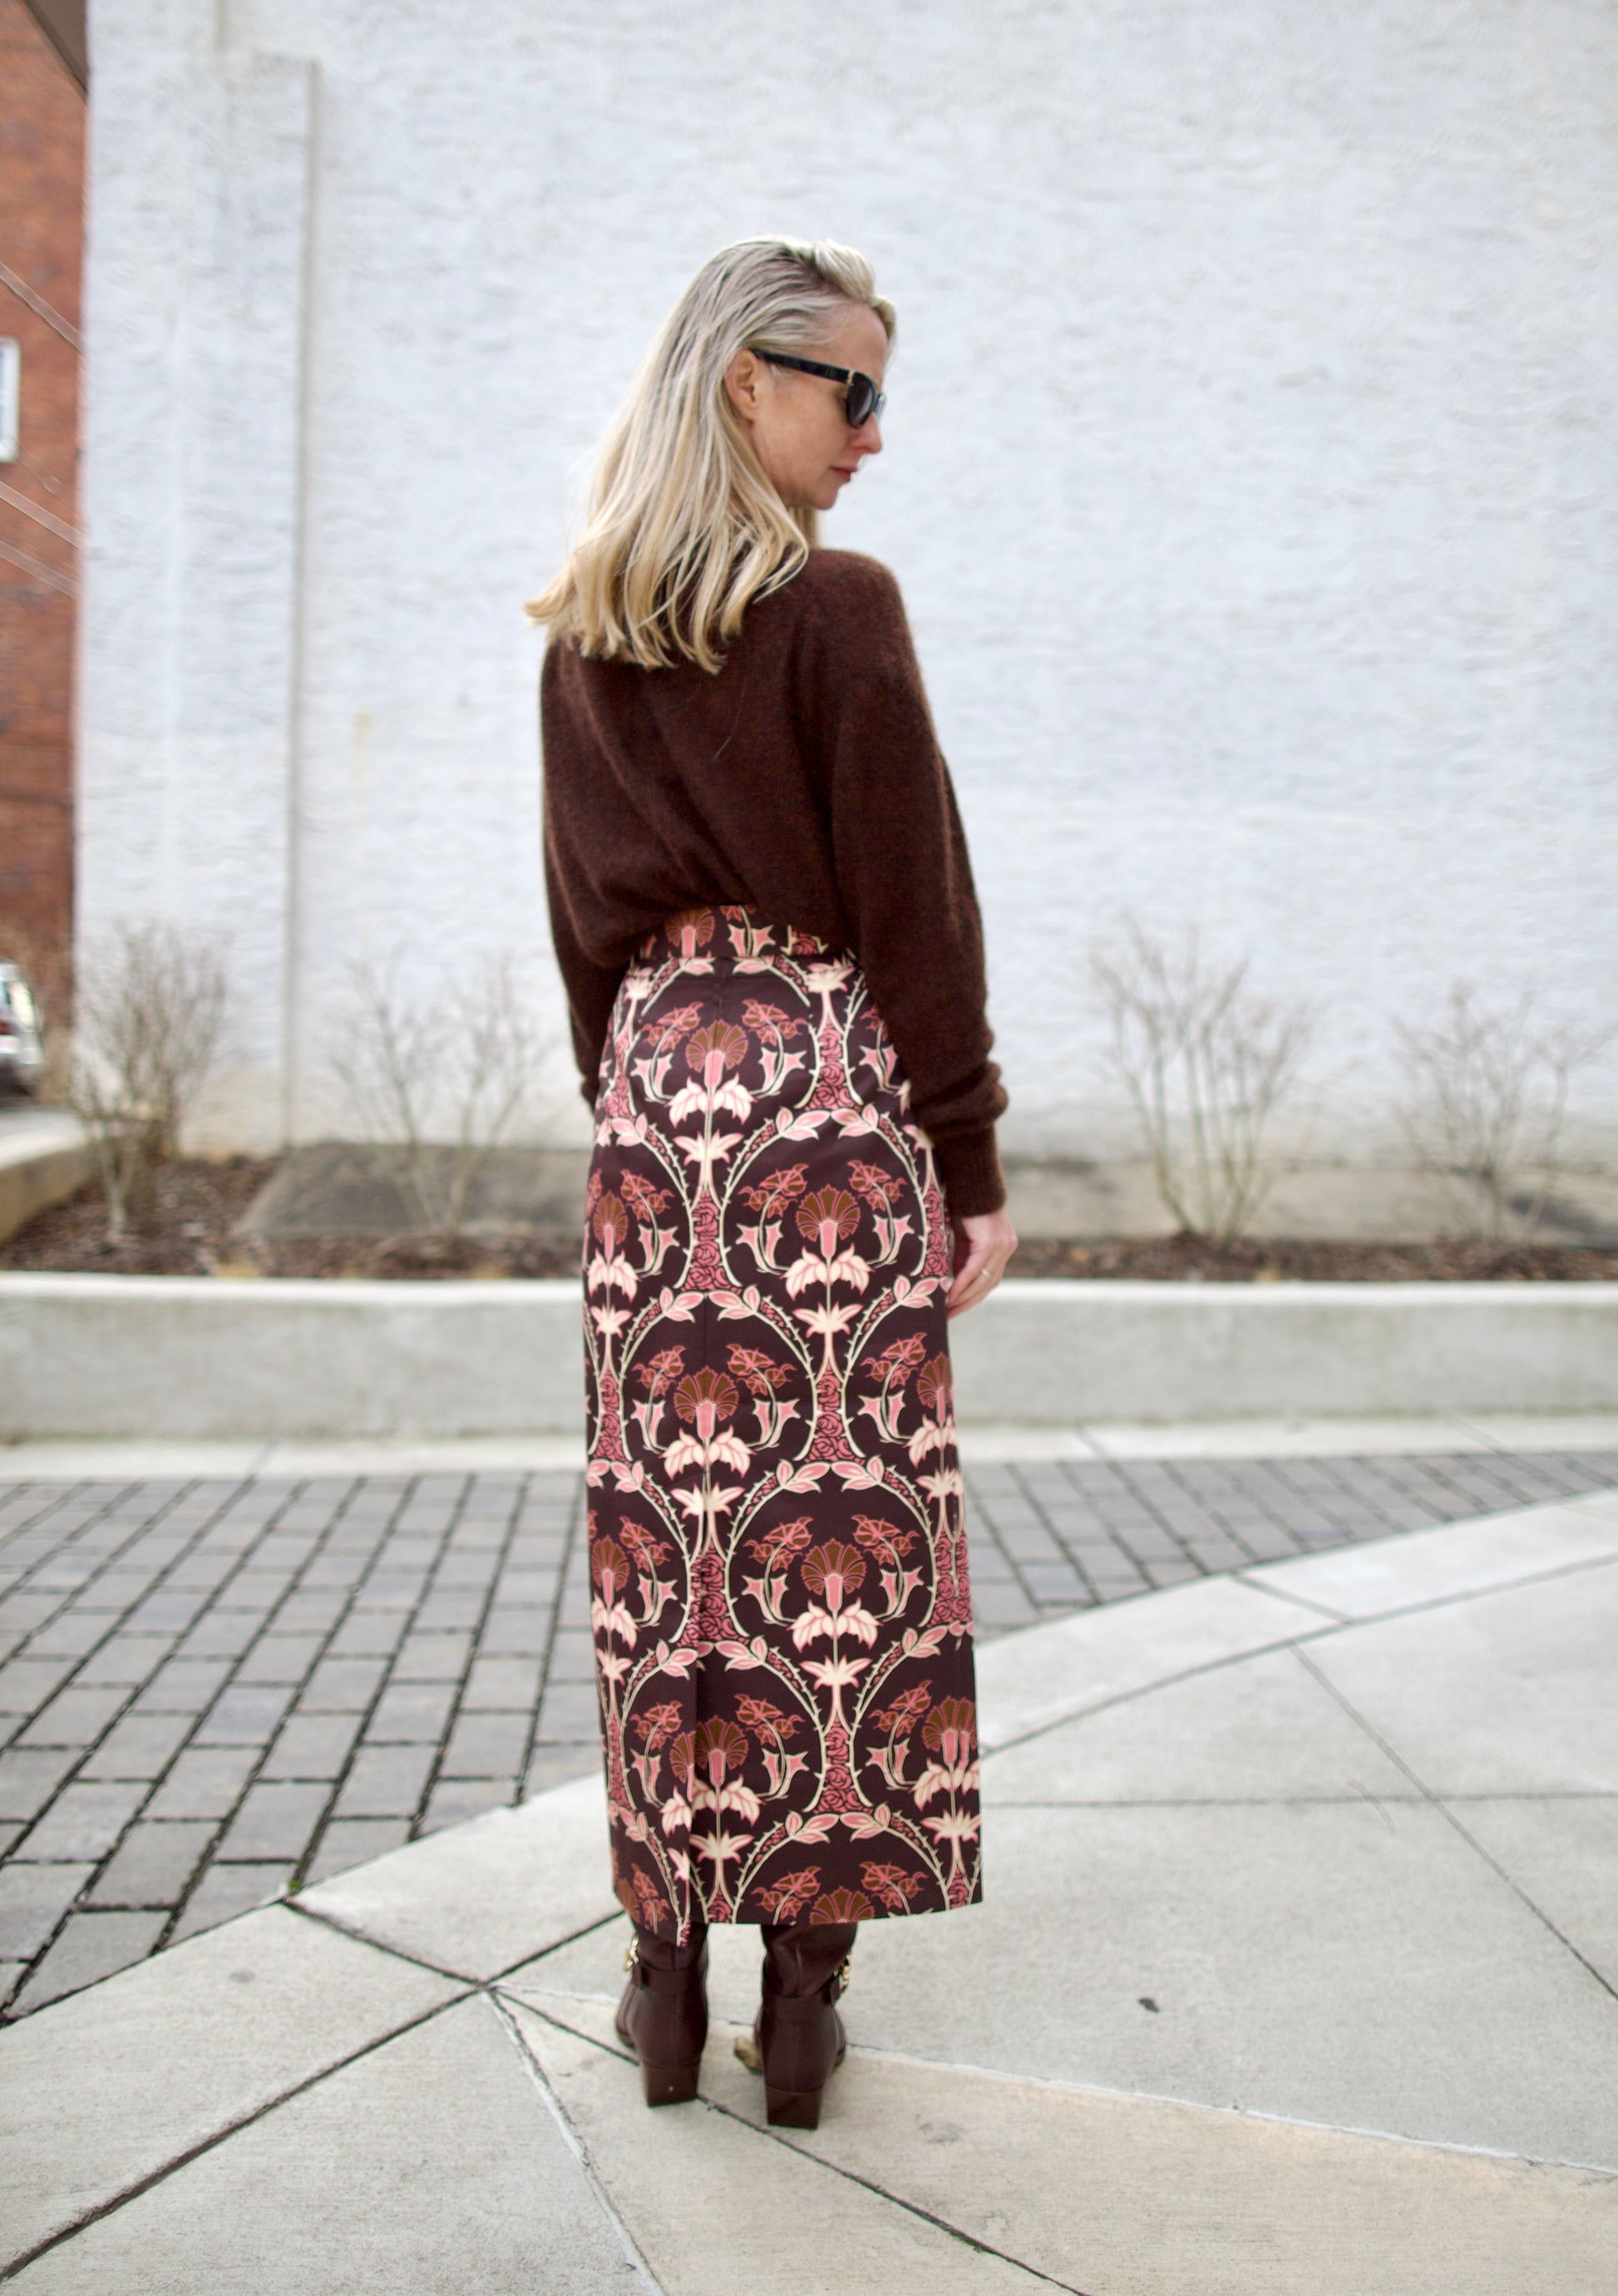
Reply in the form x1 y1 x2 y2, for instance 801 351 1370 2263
583 905 981 1943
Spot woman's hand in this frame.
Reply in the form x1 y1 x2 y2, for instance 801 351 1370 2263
947 1207 1019 1318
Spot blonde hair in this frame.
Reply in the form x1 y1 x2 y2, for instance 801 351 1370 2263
526 237 895 673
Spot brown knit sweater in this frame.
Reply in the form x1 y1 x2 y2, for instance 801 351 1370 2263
540 548 1007 1217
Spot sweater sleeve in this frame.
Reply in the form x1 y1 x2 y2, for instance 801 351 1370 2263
803 557 1008 1217
542 826 627 1109
540 649 629 1108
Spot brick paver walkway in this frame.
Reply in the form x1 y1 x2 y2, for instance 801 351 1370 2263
2 1449 1615 2022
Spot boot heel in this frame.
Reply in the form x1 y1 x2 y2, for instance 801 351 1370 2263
618 1928 708 2109
642 2061 699 2107
765 2083 823 2129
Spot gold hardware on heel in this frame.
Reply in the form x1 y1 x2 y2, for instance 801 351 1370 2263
643 2060 700 2107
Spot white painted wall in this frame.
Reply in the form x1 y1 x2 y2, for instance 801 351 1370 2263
80 0 1618 1164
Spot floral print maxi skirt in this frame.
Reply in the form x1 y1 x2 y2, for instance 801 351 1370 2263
582 904 982 1946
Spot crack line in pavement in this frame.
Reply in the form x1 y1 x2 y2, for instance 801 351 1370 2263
519 1991 1618 2180
1227 1575 1352 1620
1258 1543 1618 1632
490 1990 667 2294
987 1791 1428 1808
981 1543 1618 1763
718 2022 1618 2177
0 1995 469 2283
282 1890 623 1989
1290 1645 1618 2011
979 1628 1327 1760
508 1995 1095 2294
989 1789 1617 1806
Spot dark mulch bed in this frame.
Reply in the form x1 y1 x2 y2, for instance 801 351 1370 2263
0 1159 583 1279
3 1158 284 1276
1009 1234 1618 1283
5 1158 1616 1281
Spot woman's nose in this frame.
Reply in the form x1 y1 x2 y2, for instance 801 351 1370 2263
851 417 883 458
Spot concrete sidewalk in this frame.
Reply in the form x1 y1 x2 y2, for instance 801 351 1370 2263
6 1427 1616 2019
2 1486 1616 2291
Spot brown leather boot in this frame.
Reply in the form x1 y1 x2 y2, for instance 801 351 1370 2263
614 1918 708 2106
753 1919 857 2128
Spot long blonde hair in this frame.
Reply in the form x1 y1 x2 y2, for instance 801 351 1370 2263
526 237 895 673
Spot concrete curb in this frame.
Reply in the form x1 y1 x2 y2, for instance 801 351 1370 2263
0 1273 585 1440
2 1272 1617 1440
952 1278 1618 1419
0 1118 93 1246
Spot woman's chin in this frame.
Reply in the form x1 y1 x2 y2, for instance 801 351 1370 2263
783 475 846 516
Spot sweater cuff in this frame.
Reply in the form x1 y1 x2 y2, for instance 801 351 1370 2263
931 1126 1006 1220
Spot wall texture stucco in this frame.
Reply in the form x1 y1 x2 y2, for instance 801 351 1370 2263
78 0 1618 1164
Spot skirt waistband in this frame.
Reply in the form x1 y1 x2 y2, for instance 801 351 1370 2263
634 904 844 969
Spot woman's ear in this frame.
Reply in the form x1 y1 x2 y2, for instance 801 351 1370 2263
724 348 765 425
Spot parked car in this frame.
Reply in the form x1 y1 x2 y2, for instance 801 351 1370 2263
0 964 44 1094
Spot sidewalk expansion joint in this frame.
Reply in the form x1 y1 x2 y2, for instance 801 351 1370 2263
282 1890 623 1992
820 2035 1618 2180
981 1623 1330 1760
986 1790 1429 1809
1245 1540 1618 1637
490 1991 666 2295
511 1994 1096 2295
1228 1573 1351 1620
0 1993 470 2284
1290 1644 1618 2012
984 1541 1618 1762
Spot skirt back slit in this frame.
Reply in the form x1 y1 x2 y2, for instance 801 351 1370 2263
583 904 982 1943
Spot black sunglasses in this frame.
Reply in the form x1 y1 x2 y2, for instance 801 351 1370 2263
753 350 885 429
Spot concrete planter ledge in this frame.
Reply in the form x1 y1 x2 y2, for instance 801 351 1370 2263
0 1116 94 1246
2 1273 1616 1441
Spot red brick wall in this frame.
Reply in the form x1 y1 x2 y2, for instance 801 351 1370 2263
0 0 82 1005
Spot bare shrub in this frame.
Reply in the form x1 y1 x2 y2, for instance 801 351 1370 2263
329 950 548 1242
1394 985 1614 1241
1090 921 1317 1243
67 922 233 1242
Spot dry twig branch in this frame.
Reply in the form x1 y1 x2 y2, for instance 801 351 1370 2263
67 921 232 1242
329 951 548 1241
1394 985 1614 1241
1090 921 1316 1244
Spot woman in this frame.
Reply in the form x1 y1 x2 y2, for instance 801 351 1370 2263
530 237 1015 2130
